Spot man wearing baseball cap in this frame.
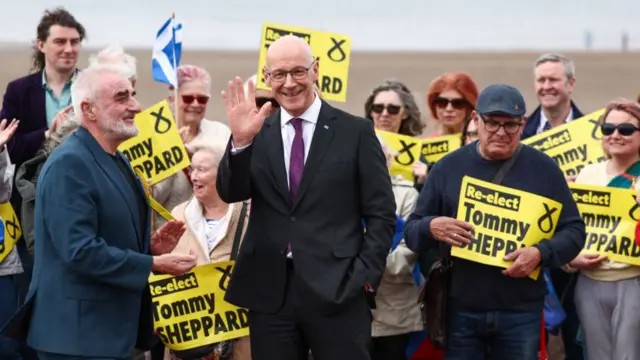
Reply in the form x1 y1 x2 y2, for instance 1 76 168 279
404 84 586 359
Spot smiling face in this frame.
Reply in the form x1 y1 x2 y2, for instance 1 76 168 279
178 80 209 126
190 150 218 202
535 61 575 110
87 72 141 141
370 90 405 133
264 36 318 117
38 25 81 73
602 109 640 158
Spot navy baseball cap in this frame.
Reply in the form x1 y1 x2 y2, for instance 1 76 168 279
475 84 526 117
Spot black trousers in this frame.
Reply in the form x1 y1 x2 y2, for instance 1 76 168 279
248 260 373 360
372 334 409 360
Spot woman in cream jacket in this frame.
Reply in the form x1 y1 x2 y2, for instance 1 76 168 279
165 142 250 360
371 136 422 360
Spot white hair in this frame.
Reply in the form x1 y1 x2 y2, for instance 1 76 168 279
189 140 226 169
243 74 258 96
71 67 126 124
88 44 137 81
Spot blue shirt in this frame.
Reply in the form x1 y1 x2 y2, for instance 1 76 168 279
42 70 78 127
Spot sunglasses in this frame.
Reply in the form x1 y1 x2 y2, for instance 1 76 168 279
371 103 402 115
433 97 469 110
181 95 209 105
601 123 640 136
256 97 280 109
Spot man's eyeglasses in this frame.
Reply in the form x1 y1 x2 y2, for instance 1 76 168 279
601 123 640 136
480 116 523 134
371 103 402 115
256 97 280 109
181 95 209 105
266 61 316 83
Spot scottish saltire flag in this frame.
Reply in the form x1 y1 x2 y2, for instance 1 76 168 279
152 15 183 87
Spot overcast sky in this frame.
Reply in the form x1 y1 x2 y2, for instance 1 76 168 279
1 0 638 51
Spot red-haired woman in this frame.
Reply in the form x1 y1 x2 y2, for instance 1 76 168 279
425 72 479 137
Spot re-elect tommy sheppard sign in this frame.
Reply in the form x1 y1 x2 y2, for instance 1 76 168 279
452 176 563 280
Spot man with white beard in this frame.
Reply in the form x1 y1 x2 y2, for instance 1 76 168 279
3 66 198 360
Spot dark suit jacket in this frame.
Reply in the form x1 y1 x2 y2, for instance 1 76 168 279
0 71 47 217
216 101 397 314
4 127 156 357
521 101 584 140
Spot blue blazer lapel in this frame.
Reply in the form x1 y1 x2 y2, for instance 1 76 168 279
116 151 152 253
75 128 147 249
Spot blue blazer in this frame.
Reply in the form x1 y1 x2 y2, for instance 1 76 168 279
5 127 157 357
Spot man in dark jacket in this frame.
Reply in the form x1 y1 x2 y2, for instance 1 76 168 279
521 53 585 360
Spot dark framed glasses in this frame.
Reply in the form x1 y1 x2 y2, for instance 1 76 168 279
371 103 402 115
256 97 280 109
601 123 640 136
480 116 523 134
433 97 469 110
181 94 209 105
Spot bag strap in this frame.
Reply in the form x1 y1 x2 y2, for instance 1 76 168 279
230 201 248 261
440 144 523 259
491 144 522 185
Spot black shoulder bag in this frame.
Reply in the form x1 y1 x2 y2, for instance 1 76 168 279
171 201 249 360
419 144 522 349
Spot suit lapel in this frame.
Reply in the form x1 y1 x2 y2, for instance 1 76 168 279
29 73 47 128
75 128 144 248
117 152 151 252
264 112 293 207
292 102 336 210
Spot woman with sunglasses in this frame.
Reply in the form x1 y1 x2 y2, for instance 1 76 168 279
152 65 232 230
364 80 426 185
425 72 479 137
568 99 640 360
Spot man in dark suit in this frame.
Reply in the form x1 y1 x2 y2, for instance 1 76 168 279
2 66 198 360
521 53 584 360
216 35 397 360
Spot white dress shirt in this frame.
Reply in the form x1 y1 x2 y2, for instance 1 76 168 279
230 94 322 258
536 108 574 134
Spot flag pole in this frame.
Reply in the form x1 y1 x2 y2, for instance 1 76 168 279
171 11 181 128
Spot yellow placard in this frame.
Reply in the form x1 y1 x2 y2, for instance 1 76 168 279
118 100 190 185
376 130 422 181
522 109 607 177
256 23 351 102
0 203 21 263
376 130 462 181
569 183 640 265
149 261 249 351
452 176 564 280
421 133 462 164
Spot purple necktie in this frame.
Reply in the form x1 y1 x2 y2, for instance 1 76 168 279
289 118 305 200
288 118 304 254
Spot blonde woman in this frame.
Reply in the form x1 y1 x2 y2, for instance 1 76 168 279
569 99 640 360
